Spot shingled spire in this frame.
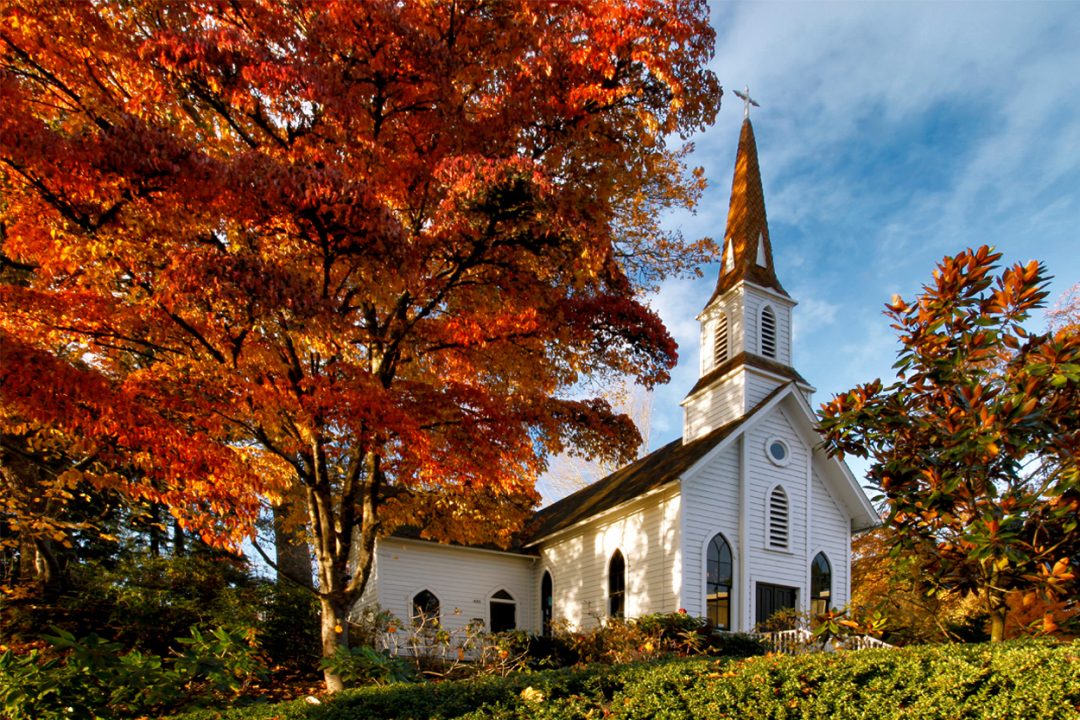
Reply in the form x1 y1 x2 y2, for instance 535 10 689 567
709 118 787 305
682 115 807 441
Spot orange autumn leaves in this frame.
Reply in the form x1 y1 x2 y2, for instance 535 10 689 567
2 1 721 673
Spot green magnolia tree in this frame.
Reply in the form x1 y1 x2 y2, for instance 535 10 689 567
820 246 1079 642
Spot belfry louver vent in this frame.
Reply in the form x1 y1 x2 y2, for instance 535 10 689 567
761 307 777 358
715 313 729 365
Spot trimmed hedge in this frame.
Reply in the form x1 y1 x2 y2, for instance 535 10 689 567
173 640 1080 720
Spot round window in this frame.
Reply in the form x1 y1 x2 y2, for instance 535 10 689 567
765 437 790 466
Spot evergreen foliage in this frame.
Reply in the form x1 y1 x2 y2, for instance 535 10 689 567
166 641 1079 720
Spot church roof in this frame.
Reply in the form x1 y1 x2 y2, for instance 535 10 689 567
684 351 809 400
526 385 788 543
708 118 788 306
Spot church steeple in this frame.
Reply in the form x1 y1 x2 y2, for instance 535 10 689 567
681 113 811 443
709 118 787 305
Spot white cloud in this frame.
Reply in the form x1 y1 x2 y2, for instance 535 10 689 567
551 1 1080 495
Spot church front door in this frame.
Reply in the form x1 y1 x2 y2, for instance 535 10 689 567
755 583 797 627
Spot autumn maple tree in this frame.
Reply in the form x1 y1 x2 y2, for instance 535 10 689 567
850 528 986 643
1 0 721 688
820 247 1079 642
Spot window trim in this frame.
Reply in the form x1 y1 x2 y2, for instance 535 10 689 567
488 588 517 633
764 436 791 467
540 569 554 637
703 531 735 631
810 551 832 616
608 549 626 619
410 588 441 626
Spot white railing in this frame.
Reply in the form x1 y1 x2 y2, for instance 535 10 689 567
839 634 894 650
758 628 815 654
751 628 894 654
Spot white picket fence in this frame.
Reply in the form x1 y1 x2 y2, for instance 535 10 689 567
751 628 894 654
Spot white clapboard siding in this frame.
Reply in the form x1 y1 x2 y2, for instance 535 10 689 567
810 470 851 609
742 291 793 366
683 373 745 442
372 538 535 634
727 289 747 361
743 407 810 623
745 369 786 409
537 486 680 629
680 441 742 625
354 551 380 611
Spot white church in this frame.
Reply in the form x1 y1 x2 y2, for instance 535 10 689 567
356 118 878 636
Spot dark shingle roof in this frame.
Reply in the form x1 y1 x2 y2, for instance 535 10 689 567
685 352 808 399
709 118 788 305
387 525 536 554
527 422 741 543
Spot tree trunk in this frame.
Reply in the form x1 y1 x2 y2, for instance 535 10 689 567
306 445 382 693
17 537 37 585
172 516 185 556
308 476 355 694
985 580 1007 642
148 503 161 557
989 608 1006 642
32 537 63 599
318 594 350 693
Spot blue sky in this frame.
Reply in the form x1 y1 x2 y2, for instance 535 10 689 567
539 0 1080 502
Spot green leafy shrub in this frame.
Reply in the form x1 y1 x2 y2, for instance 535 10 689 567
491 630 580 669
698 631 768 657
63 552 261 655
0 628 183 720
556 611 741 665
174 625 269 695
752 606 803 633
0 625 269 720
167 640 1080 720
319 645 416 686
635 610 705 638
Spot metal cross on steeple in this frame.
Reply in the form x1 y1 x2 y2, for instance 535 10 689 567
733 85 759 119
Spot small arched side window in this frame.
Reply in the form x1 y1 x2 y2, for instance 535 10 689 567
608 550 626 618
768 486 789 550
761 306 777 358
714 313 729 366
706 533 734 630
412 589 440 626
810 553 832 616
489 589 516 633
541 571 554 637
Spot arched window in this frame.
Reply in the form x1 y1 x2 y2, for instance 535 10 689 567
608 550 626 618
412 589 440 625
768 486 789 549
541 571 554 637
489 589 516 633
706 533 734 630
811 553 832 616
714 313 729 366
760 306 777 358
